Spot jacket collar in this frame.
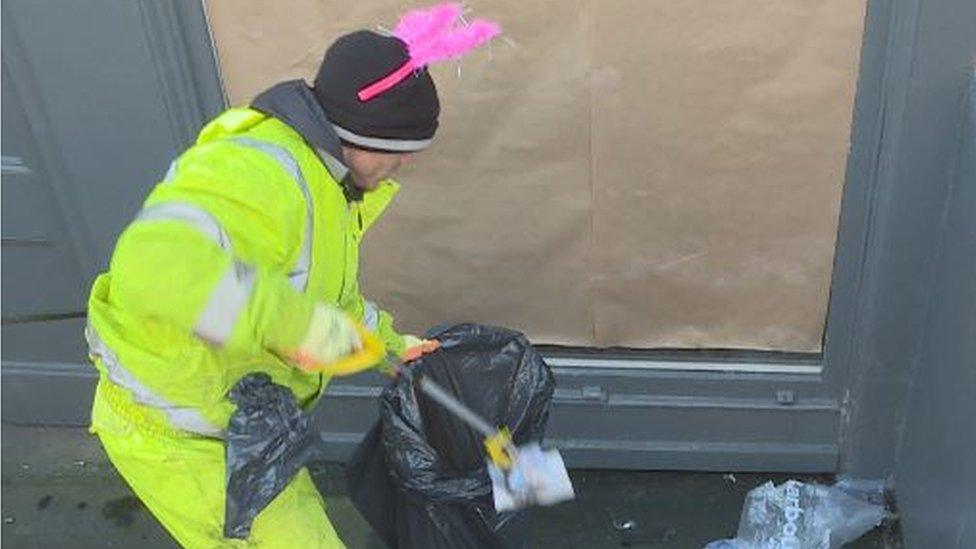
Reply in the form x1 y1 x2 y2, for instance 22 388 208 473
251 80 364 202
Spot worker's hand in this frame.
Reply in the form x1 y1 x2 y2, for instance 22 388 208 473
401 334 441 362
289 303 362 372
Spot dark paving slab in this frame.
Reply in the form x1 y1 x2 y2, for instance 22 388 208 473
2 425 901 548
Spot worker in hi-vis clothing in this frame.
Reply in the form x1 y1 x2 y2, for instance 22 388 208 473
84 20 496 546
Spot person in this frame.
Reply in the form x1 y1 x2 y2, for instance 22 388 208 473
84 24 482 547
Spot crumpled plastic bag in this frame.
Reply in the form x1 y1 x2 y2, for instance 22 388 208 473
488 442 575 512
346 323 557 549
703 479 889 549
223 372 324 539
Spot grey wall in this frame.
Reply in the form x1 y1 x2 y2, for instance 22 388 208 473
893 70 976 549
822 0 976 541
826 0 976 478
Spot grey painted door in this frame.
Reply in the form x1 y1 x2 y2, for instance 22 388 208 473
2 59 89 357
1 0 224 424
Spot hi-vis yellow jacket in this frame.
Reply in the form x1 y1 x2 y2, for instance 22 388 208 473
86 107 404 437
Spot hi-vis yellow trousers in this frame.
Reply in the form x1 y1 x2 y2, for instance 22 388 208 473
91 380 345 548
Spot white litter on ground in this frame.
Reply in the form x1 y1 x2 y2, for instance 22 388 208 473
488 443 575 512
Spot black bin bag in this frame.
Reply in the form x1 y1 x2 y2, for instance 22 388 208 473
346 323 556 548
224 372 324 539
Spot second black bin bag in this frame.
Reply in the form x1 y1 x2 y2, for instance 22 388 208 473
346 323 556 548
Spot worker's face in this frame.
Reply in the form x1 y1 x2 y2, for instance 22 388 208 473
342 147 412 191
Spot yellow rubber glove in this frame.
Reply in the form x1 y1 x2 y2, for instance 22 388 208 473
290 303 362 372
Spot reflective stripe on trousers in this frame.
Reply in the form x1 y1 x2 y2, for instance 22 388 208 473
86 322 224 438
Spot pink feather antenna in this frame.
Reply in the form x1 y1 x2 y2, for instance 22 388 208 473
357 3 501 102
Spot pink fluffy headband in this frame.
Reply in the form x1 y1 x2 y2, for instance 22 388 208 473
357 3 502 102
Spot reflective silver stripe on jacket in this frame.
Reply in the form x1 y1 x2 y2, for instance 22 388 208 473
194 261 256 344
134 202 252 345
135 202 230 249
231 137 313 292
86 323 224 438
363 300 380 332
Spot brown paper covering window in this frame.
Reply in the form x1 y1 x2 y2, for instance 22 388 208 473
205 0 866 351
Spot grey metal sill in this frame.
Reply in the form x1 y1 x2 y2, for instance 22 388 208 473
539 345 823 375
545 356 823 375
